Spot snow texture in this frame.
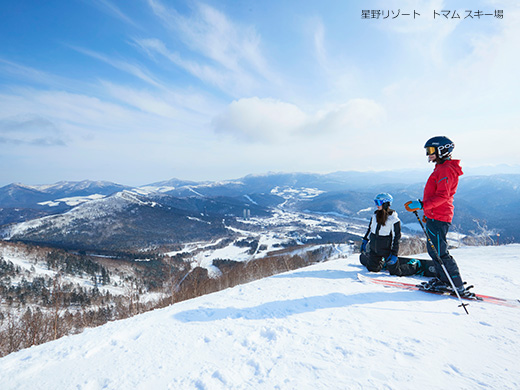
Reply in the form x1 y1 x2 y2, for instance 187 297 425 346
1 245 519 389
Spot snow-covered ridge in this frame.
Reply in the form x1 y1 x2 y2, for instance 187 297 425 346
0 245 518 389
196 180 245 188
131 186 177 195
4 190 158 239
21 180 124 192
38 194 106 207
114 190 160 207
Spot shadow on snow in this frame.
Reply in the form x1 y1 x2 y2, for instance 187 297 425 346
174 290 438 323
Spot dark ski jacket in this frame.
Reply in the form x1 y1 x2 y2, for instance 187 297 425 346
423 159 463 223
363 210 401 257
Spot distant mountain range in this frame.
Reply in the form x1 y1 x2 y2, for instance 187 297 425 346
0 181 131 208
2 191 238 252
1 171 519 251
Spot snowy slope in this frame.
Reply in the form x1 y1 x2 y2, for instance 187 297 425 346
5 191 151 238
37 194 107 207
0 245 519 389
0 244 128 298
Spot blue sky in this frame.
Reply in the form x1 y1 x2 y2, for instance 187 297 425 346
1 0 519 186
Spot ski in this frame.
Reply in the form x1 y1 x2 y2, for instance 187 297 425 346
357 273 520 308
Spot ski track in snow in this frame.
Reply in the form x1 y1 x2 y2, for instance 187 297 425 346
0 245 519 389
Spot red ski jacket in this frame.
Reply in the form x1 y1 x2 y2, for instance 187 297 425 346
423 159 463 223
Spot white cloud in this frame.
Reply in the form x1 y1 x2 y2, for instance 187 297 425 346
212 98 307 142
212 97 386 143
310 99 386 134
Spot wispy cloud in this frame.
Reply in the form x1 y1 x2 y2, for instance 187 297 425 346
313 19 328 70
145 0 279 96
70 46 165 89
100 80 222 124
134 38 234 92
0 136 66 147
0 58 81 91
89 0 141 29
0 115 57 133
309 18 361 101
0 89 139 134
0 84 221 150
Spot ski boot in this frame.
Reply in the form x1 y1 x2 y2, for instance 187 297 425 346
454 285 477 299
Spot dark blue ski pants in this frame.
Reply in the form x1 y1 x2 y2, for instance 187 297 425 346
425 218 464 288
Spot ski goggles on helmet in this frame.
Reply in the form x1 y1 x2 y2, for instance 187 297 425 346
425 146 437 156
374 199 387 206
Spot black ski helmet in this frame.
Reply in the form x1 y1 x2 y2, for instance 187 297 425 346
424 136 454 159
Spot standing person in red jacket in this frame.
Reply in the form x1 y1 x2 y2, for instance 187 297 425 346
406 136 470 296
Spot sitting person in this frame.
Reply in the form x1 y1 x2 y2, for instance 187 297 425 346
360 193 436 277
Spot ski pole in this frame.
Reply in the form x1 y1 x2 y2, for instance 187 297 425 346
412 210 469 315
